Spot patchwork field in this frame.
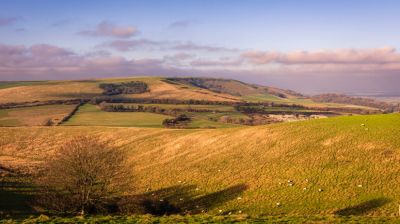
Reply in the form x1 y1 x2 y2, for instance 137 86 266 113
63 104 172 127
1 76 399 222
0 104 77 126
1 113 400 218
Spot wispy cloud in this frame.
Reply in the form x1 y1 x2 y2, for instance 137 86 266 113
0 16 22 27
15 28 26 32
168 19 197 29
242 47 400 65
51 19 71 27
164 53 195 61
190 58 243 67
0 43 165 80
78 21 138 38
101 39 238 52
2 43 400 97
100 39 164 51
172 41 238 52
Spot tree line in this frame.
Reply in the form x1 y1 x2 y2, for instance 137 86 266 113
99 81 149 95
98 103 224 116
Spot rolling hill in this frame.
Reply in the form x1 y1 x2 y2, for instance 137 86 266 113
1 113 400 217
1 76 399 222
0 76 386 109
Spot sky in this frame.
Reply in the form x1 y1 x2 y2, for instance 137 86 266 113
1 0 400 95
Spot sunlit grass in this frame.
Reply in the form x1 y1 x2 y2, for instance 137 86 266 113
0 104 77 126
1 113 400 216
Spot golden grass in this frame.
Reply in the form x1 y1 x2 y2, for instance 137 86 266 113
0 81 101 104
1 113 400 216
0 104 77 126
124 79 239 102
0 77 239 104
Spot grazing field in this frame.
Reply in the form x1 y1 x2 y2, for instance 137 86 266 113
1 113 400 217
63 104 172 127
0 104 77 126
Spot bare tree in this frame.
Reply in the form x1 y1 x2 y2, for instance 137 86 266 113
35 136 132 215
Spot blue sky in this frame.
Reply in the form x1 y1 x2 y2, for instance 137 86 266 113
1 0 400 94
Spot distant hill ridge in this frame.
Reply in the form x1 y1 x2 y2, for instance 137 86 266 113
165 77 303 98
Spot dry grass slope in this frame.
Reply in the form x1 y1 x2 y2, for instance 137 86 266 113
0 104 77 126
0 81 101 104
1 113 399 216
0 77 240 104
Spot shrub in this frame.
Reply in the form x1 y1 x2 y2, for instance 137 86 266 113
43 118 54 126
99 81 149 95
162 114 191 128
35 136 133 215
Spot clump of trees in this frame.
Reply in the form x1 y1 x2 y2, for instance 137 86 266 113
162 114 191 128
99 81 149 95
35 136 133 215
311 93 400 112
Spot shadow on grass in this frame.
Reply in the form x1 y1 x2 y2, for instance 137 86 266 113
0 176 36 217
334 198 392 216
118 184 247 215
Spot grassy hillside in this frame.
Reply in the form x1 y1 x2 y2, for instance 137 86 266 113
0 77 239 105
0 104 77 126
1 113 399 216
0 76 384 114
0 80 102 104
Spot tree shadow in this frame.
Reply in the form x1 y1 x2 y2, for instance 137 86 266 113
334 198 392 216
118 184 247 215
0 168 36 216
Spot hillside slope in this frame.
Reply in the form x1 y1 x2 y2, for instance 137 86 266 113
0 77 239 104
166 77 303 100
1 113 399 216
0 77 387 113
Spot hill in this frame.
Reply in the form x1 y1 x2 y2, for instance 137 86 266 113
1 113 400 216
0 76 391 130
0 77 239 105
311 93 400 112
0 77 385 110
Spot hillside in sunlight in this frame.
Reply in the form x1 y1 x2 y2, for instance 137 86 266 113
1 113 399 216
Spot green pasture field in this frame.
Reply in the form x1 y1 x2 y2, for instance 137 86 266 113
63 104 172 127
